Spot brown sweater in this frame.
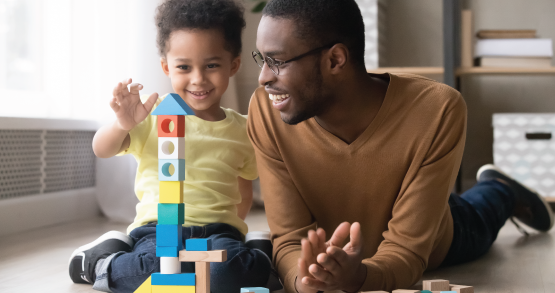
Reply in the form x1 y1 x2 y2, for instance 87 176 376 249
247 73 467 292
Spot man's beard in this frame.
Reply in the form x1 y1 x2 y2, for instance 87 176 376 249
281 59 332 125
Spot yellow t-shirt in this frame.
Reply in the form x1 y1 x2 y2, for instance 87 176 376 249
121 94 258 235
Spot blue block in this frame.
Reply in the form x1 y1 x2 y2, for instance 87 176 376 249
156 225 183 249
151 273 195 286
240 288 269 293
159 159 185 181
151 93 195 116
186 238 212 251
156 246 179 257
158 204 184 225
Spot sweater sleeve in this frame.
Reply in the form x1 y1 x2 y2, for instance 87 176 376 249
359 92 467 291
247 89 317 293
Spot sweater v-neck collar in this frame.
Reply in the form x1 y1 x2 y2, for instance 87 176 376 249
308 73 395 152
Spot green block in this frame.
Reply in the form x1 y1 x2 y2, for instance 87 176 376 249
158 203 184 225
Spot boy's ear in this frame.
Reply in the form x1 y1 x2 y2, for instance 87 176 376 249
229 56 241 77
160 58 170 76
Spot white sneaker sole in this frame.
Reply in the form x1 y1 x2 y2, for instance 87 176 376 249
68 231 134 265
476 164 554 230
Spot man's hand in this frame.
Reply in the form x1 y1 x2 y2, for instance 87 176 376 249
110 78 158 131
297 222 367 293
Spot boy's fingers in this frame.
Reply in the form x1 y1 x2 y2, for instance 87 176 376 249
308 230 321 257
113 83 123 103
129 83 143 95
143 93 159 113
326 246 348 265
109 98 120 112
349 222 363 251
317 228 326 252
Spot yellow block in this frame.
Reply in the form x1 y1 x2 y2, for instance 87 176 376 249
160 181 183 203
152 285 195 293
134 276 152 293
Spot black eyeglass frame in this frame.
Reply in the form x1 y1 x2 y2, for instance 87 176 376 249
252 43 338 75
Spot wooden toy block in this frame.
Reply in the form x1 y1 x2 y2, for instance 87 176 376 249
156 246 180 257
159 159 186 181
152 93 195 116
179 249 227 262
160 257 181 274
134 276 152 293
159 137 185 159
158 203 184 224
152 285 195 293
240 288 269 293
151 273 195 286
360 291 388 293
196 262 210 293
156 225 183 249
157 115 185 137
449 285 474 293
393 290 420 293
423 280 450 291
185 238 212 251
421 291 432 293
159 181 184 204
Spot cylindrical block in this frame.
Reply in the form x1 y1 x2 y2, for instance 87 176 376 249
160 257 181 274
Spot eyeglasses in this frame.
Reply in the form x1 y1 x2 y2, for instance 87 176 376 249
252 43 337 76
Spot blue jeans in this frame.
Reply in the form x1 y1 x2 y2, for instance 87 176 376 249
100 223 271 293
441 180 515 266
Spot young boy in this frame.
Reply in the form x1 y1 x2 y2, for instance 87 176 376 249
68 1 278 292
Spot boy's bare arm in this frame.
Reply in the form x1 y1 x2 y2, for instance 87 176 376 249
92 78 158 158
236 177 253 220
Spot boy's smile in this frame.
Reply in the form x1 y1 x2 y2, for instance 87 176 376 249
161 29 241 121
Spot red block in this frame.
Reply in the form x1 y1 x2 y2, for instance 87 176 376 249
158 115 185 137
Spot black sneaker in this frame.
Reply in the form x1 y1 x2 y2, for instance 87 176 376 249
68 231 134 284
477 164 554 232
245 231 283 291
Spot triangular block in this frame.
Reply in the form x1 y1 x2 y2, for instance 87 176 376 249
152 93 195 116
134 276 152 293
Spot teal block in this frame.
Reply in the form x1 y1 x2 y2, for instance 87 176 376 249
156 246 179 257
421 291 432 293
240 288 269 293
151 93 195 116
440 292 456 293
158 203 184 225
151 273 195 285
156 224 183 249
185 238 212 251
159 159 185 181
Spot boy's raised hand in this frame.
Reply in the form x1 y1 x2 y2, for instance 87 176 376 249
110 78 159 131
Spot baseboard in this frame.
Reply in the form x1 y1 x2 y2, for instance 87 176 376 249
0 187 100 237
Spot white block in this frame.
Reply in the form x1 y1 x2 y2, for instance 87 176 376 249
160 257 181 274
158 137 185 159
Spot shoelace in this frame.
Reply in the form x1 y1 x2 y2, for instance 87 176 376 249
510 217 530 237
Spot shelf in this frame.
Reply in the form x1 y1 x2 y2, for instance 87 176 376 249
457 67 555 75
368 67 444 75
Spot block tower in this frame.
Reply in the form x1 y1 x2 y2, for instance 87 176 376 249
134 93 227 293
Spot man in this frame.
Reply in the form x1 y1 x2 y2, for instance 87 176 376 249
247 0 554 292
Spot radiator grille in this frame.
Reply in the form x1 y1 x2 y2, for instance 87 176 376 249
0 130 95 200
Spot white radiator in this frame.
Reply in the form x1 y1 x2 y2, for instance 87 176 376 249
0 117 100 236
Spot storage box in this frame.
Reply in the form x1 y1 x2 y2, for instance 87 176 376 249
493 114 555 200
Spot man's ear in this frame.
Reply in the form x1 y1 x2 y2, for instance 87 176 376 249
160 57 170 76
230 56 241 77
327 44 349 74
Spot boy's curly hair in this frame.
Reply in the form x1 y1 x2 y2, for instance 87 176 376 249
155 0 246 57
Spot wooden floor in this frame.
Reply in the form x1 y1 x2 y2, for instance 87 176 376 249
0 208 554 293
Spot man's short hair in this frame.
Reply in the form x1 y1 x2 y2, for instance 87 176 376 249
263 0 366 69
155 0 246 57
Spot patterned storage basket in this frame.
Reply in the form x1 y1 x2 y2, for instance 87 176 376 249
493 114 555 199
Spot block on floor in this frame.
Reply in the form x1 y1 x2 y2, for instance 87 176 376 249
152 285 195 293
240 288 269 293
393 290 420 293
151 273 195 286
423 280 450 291
195 262 210 293
134 275 152 293
185 238 212 251
449 285 474 293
